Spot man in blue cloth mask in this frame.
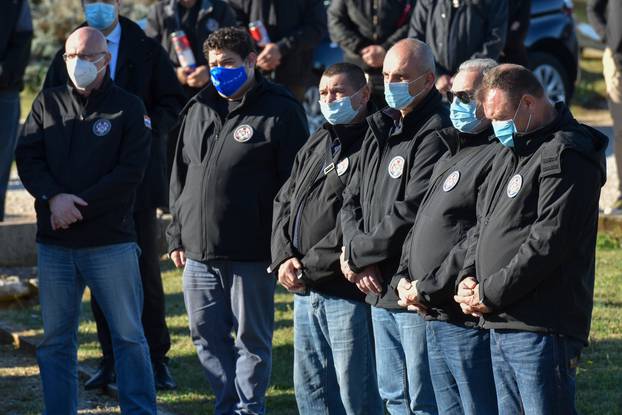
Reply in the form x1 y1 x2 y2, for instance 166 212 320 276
339 38 451 415
271 62 382 414
168 27 308 415
392 58 500 415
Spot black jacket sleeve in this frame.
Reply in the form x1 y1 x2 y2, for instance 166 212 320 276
0 0 32 90
587 0 608 41
407 0 429 40
340 161 365 253
327 0 369 55
345 132 446 272
15 93 66 201
479 151 602 309
389 224 415 288
301 219 344 282
381 1 416 51
274 101 309 185
471 1 508 61
276 0 327 56
77 99 151 219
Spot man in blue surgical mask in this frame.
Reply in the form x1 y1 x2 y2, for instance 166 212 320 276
339 38 450 415
168 27 308 415
271 62 382 414
43 0 186 392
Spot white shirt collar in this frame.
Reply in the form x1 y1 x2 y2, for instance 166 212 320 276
106 22 122 45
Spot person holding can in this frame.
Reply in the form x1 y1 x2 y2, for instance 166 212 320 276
146 0 237 100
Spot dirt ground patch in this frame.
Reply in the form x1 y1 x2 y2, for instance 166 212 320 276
0 344 121 415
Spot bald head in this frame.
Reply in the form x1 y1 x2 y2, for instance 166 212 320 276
385 39 435 77
65 27 108 55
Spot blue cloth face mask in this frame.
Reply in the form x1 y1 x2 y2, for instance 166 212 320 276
450 97 484 133
492 98 531 148
84 2 117 30
319 88 364 125
210 65 248 97
384 73 426 110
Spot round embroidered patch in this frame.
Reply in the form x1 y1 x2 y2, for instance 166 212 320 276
233 125 254 142
92 119 111 137
443 171 460 192
507 174 523 198
336 158 349 176
388 156 405 179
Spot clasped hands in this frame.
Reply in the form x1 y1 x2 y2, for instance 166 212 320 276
48 193 88 231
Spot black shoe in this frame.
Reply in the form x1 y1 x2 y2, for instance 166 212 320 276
84 359 115 390
153 360 177 390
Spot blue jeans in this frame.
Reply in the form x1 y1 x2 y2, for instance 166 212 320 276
372 307 437 415
0 90 20 221
36 243 156 415
426 321 497 415
490 329 583 415
183 259 275 415
293 292 382 415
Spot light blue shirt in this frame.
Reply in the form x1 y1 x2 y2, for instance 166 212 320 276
105 22 122 80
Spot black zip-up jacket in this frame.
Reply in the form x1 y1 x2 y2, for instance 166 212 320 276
270 115 371 302
145 0 237 98
588 0 622 65
462 104 607 344
328 0 415 72
408 0 507 75
167 72 308 262
15 76 151 248
341 89 451 309
43 16 185 211
0 0 32 92
227 0 327 88
390 126 499 324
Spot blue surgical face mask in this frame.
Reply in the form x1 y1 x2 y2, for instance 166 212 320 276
491 98 532 148
450 97 484 133
319 88 364 125
210 65 248 97
84 2 117 30
384 73 426 110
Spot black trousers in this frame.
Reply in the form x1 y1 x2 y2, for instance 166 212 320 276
91 208 171 363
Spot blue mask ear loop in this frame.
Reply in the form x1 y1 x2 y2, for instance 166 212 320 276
512 97 533 134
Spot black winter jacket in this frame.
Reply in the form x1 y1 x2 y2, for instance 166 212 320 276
15 76 151 248
341 89 451 308
391 126 498 324
167 72 308 262
408 0 508 75
227 0 327 88
0 0 32 92
328 0 415 72
588 0 622 65
463 104 607 344
271 116 370 302
43 17 186 210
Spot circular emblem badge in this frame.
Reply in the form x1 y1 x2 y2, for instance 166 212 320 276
92 119 111 137
443 171 460 192
507 174 523 198
336 158 349 176
233 125 254 143
388 156 405 179
206 18 220 32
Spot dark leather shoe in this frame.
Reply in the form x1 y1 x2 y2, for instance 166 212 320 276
84 359 115 390
153 360 177 390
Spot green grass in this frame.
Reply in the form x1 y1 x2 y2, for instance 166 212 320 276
1 240 621 414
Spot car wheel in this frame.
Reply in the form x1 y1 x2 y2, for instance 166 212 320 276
303 82 325 134
529 52 571 104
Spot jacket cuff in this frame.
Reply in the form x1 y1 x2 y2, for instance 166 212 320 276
390 273 409 290
343 240 364 274
478 282 495 310
268 250 296 274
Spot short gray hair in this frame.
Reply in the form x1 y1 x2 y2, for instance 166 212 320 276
457 58 498 75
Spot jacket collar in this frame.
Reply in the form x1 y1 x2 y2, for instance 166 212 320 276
67 71 114 109
512 102 567 156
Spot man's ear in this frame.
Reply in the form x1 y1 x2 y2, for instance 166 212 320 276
361 84 371 105
523 94 536 110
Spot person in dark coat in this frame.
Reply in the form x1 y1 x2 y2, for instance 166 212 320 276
501 0 531 66
43 0 186 391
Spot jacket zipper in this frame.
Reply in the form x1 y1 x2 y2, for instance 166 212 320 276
200 117 223 257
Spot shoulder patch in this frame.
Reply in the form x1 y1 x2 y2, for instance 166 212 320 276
540 145 562 178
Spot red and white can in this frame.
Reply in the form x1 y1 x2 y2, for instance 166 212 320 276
170 30 197 70
249 20 270 47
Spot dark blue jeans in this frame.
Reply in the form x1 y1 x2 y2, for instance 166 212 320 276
183 259 275 415
372 307 438 415
0 90 20 221
293 292 382 415
37 243 156 415
426 321 497 415
490 329 583 415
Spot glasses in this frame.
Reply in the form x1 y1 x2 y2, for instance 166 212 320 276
62 52 106 62
446 90 473 104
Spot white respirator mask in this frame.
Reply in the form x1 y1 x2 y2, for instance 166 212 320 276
66 56 105 90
